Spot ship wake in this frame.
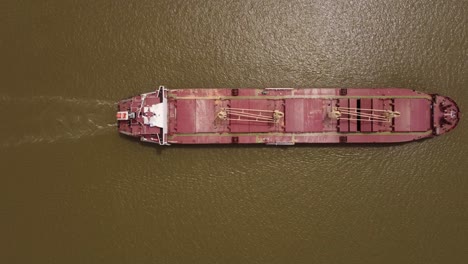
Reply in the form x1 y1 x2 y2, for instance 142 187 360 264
0 95 117 148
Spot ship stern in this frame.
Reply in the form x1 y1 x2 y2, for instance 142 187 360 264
116 97 139 137
116 87 170 145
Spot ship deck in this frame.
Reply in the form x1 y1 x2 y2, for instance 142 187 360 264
164 88 434 144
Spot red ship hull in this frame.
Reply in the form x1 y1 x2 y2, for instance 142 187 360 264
117 87 460 145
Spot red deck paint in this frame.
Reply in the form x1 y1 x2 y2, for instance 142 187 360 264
117 87 460 145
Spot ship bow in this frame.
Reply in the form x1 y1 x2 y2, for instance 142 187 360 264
432 95 460 136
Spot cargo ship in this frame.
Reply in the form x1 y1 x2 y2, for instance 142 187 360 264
117 86 459 145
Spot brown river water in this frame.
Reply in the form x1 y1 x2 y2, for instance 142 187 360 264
1 0 467 263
